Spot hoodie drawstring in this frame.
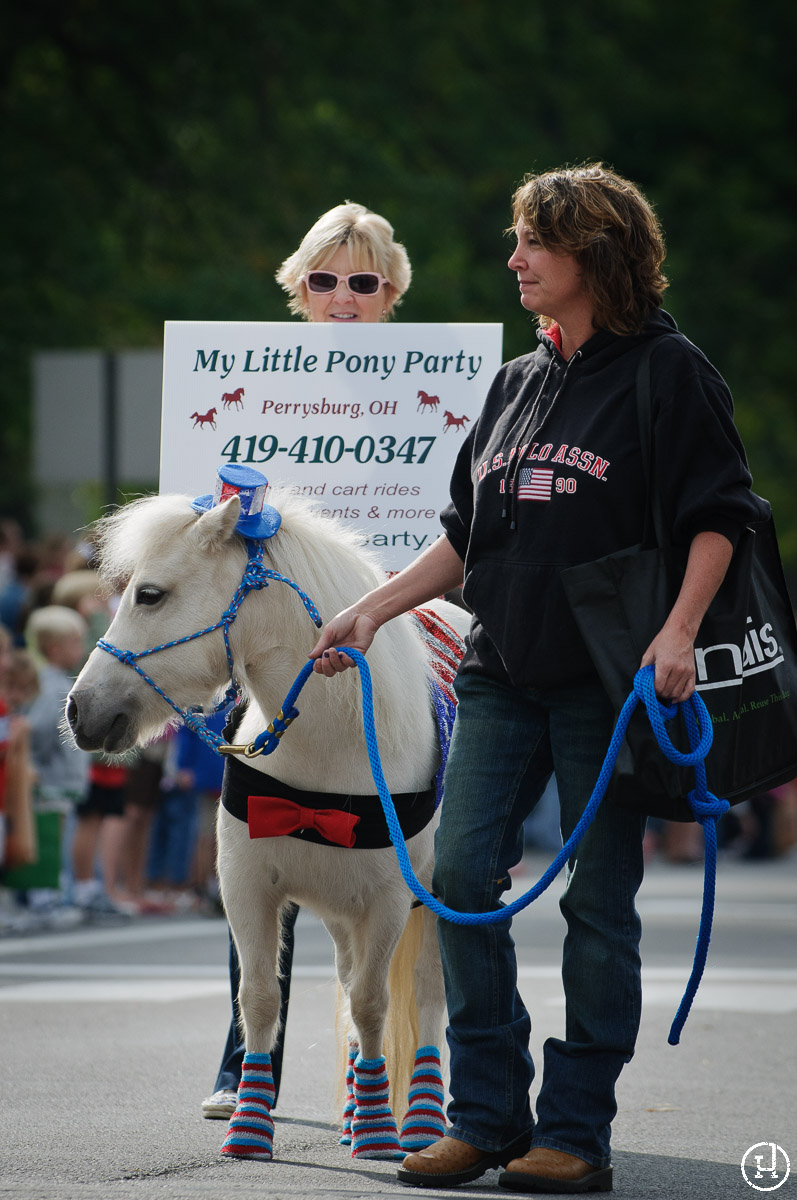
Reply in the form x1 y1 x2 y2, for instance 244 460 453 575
500 354 556 522
502 349 583 530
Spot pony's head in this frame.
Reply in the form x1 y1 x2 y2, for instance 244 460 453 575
66 488 391 754
66 493 251 752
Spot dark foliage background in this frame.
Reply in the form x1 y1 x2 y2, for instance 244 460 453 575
3 0 795 578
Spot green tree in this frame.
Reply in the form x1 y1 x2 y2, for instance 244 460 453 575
2 0 795 585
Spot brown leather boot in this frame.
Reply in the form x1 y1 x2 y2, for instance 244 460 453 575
398 1132 532 1188
498 1146 613 1193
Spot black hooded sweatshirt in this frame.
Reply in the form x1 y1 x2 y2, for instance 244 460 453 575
440 309 769 690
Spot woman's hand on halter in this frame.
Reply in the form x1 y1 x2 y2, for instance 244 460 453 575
309 608 380 676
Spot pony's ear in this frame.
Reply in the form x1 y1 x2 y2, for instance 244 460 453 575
194 496 241 549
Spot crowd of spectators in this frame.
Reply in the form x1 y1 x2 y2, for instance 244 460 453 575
0 517 223 934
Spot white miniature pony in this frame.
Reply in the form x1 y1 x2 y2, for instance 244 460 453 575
67 487 468 1164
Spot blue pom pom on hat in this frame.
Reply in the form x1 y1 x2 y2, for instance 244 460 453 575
191 464 282 540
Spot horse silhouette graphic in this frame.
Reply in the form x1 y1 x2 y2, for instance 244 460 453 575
417 389 440 412
442 410 470 433
190 407 218 429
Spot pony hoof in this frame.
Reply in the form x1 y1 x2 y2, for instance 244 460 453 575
350 1054 403 1160
399 1046 446 1152
221 1051 275 1160
350 1120 403 1159
220 1142 274 1161
399 1109 446 1152
221 1113 275 1161
352 1145 405 1161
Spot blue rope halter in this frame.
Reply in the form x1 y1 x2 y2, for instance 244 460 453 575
97 540 322 755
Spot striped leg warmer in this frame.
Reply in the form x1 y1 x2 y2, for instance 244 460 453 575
339 1038 359 1145
220 1052 276 1161
399 1045 446 1150
350 1053 403 1160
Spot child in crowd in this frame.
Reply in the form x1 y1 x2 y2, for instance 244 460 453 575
0 630 39 930
71 755 132 920
145 717 224 913
6 648 40 714
45 566 131 919
23 606 90 922
115 739 168 912
0 626 15 870
51 569 114 655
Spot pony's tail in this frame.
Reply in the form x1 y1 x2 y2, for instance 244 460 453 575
384 907 422 1126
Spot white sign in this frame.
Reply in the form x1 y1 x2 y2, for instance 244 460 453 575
160 322 502 570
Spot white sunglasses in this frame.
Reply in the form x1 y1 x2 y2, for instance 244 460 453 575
304 270 388 296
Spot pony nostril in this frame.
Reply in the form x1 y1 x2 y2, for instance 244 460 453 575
66 695 79 730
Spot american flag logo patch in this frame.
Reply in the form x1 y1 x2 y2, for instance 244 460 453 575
517 467 554 501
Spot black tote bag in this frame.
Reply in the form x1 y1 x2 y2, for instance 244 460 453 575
563 521 797 820
561 343 797 821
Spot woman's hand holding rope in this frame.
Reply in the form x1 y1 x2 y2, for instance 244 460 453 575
310 609 380 675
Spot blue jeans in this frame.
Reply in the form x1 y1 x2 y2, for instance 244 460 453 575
146 790 199 886
433 671 645 1167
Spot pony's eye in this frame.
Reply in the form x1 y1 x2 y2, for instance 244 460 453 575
135 586 165 607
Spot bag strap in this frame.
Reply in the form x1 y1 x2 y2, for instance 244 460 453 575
635 333 684 550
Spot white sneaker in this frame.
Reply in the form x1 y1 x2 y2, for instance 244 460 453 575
201 1088 238 1119
79 893 132 923
41 905 85 931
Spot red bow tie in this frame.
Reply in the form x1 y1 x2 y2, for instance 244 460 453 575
247 795 360 848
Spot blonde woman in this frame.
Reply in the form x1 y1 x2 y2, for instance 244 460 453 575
202 201 413 1121
276 201 411 324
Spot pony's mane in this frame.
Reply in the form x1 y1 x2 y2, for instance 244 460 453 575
263 486 388 623
94 494 202 590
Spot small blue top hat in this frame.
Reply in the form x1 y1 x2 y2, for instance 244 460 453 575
191 464 282 540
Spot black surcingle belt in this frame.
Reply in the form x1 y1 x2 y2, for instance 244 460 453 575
220 753 437 850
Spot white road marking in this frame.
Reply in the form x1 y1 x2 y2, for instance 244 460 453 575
0 962 794 1011
0 962 335 979
637 899 796 920
524 967 797 1014
0 919 228 957
0 964 336 1002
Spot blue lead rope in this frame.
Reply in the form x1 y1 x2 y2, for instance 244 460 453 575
98 534 727 1043
326 651 728 1045
110 563 726 1042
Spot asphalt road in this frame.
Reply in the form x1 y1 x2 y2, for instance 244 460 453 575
0 850 794 1200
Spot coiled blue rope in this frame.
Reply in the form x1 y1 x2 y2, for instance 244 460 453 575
325 650 728 1045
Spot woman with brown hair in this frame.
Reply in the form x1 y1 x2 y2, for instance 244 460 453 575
310 164 767 1192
